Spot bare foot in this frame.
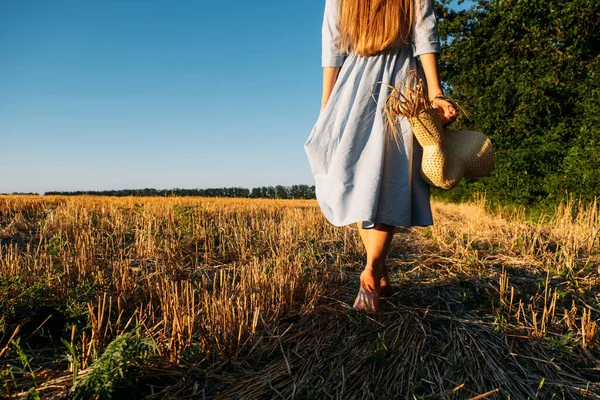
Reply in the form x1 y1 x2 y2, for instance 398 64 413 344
353 269 380 313
379 265 395 297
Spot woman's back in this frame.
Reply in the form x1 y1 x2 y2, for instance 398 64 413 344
336 0 418 57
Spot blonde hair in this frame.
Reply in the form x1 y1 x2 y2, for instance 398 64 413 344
338 0 420 56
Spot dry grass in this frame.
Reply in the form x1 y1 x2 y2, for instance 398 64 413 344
0 194 599 399
381 69 433 151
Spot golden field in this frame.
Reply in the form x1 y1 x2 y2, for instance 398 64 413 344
0 195 599 399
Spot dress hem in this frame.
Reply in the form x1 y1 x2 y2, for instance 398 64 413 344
323 215 434 229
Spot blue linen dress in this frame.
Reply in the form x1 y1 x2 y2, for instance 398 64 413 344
304 0 441 229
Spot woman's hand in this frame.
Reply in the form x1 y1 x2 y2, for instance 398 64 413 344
418 53 457 126
431 98 457 126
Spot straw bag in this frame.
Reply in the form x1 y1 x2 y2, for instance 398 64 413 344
381 71 496 190
408 107 496 189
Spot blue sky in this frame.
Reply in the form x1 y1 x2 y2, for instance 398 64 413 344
0 0 472 194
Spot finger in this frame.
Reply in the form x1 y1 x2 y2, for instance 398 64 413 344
444 107 453 118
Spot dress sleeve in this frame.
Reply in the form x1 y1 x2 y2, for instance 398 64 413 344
322 0 347 67
410 0 441 57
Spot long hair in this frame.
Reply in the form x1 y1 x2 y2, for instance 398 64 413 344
338 0 419 56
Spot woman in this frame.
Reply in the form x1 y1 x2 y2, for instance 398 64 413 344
304 0 457 313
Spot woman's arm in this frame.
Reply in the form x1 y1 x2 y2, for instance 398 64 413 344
321 0 345 111
420 53 456 124
411 0 456 125
419 53 443 99
321 66 341 110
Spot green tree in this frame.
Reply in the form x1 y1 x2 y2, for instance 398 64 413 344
434 0 600 205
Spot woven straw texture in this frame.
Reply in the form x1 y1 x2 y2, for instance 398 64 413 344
408 108 495 190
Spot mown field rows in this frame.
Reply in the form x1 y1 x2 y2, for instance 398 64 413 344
0 195 599 399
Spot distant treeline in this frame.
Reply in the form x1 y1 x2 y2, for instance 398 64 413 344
42 185 317 199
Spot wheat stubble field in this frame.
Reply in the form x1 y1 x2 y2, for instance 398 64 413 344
0 195 599 399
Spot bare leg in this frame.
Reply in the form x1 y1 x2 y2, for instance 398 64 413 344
353 222 395 313
355 222 394 296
